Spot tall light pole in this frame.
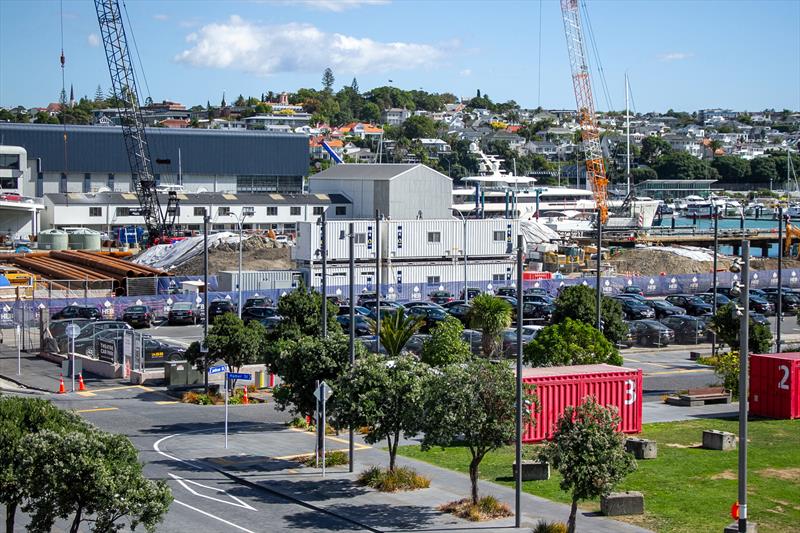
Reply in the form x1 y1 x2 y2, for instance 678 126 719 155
453 209 469 302
712 206 719 355
318 211 328 337
347 222 355 472
228 206 254 317
596 208 602 331
734 241 751 533
777 207 784 352
375 210 381 340
514 234 523 528
203 210 210 394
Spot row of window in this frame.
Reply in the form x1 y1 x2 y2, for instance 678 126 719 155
425 230 507 243
48 174 303 196
87 205 344 217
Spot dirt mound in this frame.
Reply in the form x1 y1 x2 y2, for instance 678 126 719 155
608 248 733 276
171 236 295 276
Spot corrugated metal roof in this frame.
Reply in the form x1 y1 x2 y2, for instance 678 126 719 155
44 191 350 206
311 163 419 181
0 123 309 177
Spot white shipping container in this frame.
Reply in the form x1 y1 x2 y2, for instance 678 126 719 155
294 220 378 262
218 270 302 292
385 218 519 260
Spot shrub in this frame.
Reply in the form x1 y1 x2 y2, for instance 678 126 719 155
295 450 349 468
524 318 622 367
712 350 741 398
438 496 512 521
357 466 430 492
532 520 569 533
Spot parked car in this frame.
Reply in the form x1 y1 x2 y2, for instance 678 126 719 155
242 306 279 324
442 301 472 326
749 312 770 326
459 288 482 300
403 301 445 310
256 316 282 331
356 292 379 307
122 305 154 328
497 295 518 308
461 329 483 355
615 297 656 320
208 300 236 322
57 320 131 353
51 304 101 321
619 322 636 348
428 290 455 305
83 329 185 367
362 300 404 313
501 327 538 357
168 302 202 325
642 299 685 318
336 315 374 336
664 294 713 316
337 305 371 317
403 334 430 356
749 295 775 316
614 293 646 303
405 306 449 333
762 290 800 313
521 301 554 323
495 287 517 298
522 294 554 306
49 319 92 340
623 285 644 296
696 292 731 307
523 287 550 297
659 315 710 344
629 320 675 347
326 295 346 306
243 296 273 310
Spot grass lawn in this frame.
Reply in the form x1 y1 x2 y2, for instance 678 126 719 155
397 418 800 533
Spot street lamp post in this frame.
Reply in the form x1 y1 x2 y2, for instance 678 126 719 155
318 212 328 337
738 241 751 533
777 207 784 352
712 206 719 356
514 234 523 528
228 207 254 317
596 208 602 331
203 211 210 394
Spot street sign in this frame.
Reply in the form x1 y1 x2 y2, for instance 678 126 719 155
65 323 81 339
227 372 252 381
208 364 227 375
97 339 116 364
314 380 333 402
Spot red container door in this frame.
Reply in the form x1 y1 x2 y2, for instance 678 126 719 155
750 354 800 420
581 371 642 434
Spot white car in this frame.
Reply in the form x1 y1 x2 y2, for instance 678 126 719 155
274 235 294 246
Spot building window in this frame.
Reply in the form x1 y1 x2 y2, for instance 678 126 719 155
236 175 302 194
290 206 301 216
83 173 91 193
493 230 505 241
193 207 206 216
218 206 231 216
426 276 441 285
89 207 102 217
59 173 67 193
36 172 43 197
492 274 506 282
116 207 133 216
266 206 278 216
313 206 324 215
0 154 20 170
335 206 346 216
354 233 366 244
427 231 441 243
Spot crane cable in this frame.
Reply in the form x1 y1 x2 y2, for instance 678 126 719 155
122 0 152 104
536 0 543 108
580 0 614 111
60 0 68 180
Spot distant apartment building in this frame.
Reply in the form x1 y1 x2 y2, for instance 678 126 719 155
662 134 703 158
242 112 313 131
381 108 412 126
337 122 384 141
417 138 451 157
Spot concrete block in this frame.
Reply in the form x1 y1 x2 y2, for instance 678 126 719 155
689 351 701 361
601 491 644 516
512 460 550 481
625 438 658 459
703 430 736 451
724 522 757 533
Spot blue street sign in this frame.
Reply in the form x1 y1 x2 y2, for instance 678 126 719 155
208 365 227 375
227 372 252 381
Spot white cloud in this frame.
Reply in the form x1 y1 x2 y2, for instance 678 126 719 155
459 69 472 77
153 14 169 21
175 16 443 75
658 52 693 62
287 0 388 12
87 33 100 47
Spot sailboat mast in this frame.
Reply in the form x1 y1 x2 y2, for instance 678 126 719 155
625 73 631 196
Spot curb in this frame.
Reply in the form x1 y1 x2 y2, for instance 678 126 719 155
0 374 51 393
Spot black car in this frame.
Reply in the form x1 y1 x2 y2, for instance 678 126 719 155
665 294 713 316
659 315 710 344
362 299 404 313
51 304 101 321
208 300 236 322
122 305 154 328
337 305 371 317
619 323 636 348
523 287 550 297
243 296 273 310
495 287 517 298
404 301 445 310
642 299 685 318
629 320 675 347
623 285 644 296
522 294 555 306
442 301 472 326
57 320 132 353
167 302 202 325
242 306 279 323
459 288 482 300
428 290 455 305
461 329 483 355
696 292 731 307
405 306 448 333
763 291 800 313
336 315 374 336
749 295 775 316
522 301 554 323
356 292 379 307
615 297 656 320
750 312 770 326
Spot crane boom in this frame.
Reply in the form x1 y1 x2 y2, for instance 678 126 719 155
560 0 609 224
94 0 169 243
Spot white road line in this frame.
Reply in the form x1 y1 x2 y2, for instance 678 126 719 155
173 500 257 533
168 473 256 510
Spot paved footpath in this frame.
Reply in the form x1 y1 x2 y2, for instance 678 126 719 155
158 423 653 533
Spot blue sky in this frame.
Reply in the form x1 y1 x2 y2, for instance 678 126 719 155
1 0 798 113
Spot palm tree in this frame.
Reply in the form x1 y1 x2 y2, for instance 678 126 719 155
469 294 512 358
379 311 423 357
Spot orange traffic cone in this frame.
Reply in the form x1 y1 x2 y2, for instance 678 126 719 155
78 373 86 392
57 374 65 394
242 387 249 405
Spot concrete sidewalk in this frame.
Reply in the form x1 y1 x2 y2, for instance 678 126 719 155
159 424 653 533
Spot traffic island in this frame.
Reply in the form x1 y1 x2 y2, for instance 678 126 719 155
601 491 645 516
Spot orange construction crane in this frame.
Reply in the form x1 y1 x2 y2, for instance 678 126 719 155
784 222 800 258
560 0 609 224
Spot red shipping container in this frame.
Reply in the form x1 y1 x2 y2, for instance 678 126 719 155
749 352 800 420
522 364 642 442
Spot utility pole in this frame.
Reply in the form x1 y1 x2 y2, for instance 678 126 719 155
777 207 783 352
375 210 381 341
712 206 719 355
738 240 750 533
348 222 355 472
514 234 523 528
596 208 602 331
320 212 328 337
203 211 209 394
625 73 631 196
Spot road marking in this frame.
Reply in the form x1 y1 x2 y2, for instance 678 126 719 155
76 407 118 413
274 445 369 461
156 400 179 405
169 473 256 510
76 391 96 397
644 368 713 376
172 500 256 533
287 426 372 449
88 385 154 393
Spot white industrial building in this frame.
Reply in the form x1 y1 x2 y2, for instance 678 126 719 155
0 145 45 241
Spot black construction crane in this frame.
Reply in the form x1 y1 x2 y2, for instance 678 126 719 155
94 0 178 245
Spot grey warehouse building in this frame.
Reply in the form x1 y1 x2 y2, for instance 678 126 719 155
0 123 309 197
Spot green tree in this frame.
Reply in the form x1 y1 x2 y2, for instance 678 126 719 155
631 166 658 183
402 114 438 139
710 350 743 397
469 294 512 357
708 303 772 354
420 315 473 366
552 285 627 344
333 353 428 470
524 318 622 367
379 310 422 357
322 67 335 93
271 281 340 341
0 397 87 532
539 398 636 533
361 101 381 123
711 155 750 182
422 359 536 504
22 428 172 533
234 94 246 107
271 333 366 418
94 85 104 103
203 313 266 387
749 157 778 184
350 77 359 94
652 151 711 181
640 136 672 165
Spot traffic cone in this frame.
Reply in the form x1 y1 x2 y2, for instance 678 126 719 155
57 374 65 394
78 373 86 392
242 387 249 405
